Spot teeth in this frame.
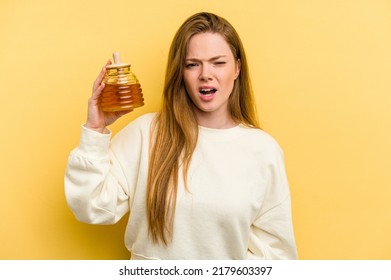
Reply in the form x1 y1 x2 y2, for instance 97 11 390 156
200 88 215 94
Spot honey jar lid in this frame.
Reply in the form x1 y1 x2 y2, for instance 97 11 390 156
106 52 130 68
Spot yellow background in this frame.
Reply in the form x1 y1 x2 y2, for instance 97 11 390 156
1 0 390 259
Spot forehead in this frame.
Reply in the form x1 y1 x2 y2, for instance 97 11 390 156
186 32 234 59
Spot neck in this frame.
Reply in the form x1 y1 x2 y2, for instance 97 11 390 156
194 110 237 129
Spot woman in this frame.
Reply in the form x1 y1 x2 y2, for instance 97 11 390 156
65 12 297 259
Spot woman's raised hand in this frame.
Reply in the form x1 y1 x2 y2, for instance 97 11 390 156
85 61 133 133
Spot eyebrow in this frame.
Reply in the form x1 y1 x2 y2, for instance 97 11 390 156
185 55 228 62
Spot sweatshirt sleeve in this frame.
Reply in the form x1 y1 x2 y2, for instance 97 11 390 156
64 125 130 225
247 140 298 260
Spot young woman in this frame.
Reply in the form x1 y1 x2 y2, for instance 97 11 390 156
65 12 297 259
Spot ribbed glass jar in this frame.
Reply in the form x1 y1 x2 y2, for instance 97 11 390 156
99 53 144 112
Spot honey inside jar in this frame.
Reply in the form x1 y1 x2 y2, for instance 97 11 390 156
99 52 144 112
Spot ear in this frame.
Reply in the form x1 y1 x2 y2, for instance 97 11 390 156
235 58 241 79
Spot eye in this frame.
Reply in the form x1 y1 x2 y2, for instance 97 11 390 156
185 62 198 68
214 61 226 66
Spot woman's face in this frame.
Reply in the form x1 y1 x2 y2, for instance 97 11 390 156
183 32 240 127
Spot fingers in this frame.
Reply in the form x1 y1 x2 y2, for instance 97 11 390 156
92 65 106 93
90 82 105 104
91 61 113 103
92 60 112 93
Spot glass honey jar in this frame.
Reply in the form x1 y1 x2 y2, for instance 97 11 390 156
99 52 144 112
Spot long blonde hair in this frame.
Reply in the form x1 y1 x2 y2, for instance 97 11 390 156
146 12 260 245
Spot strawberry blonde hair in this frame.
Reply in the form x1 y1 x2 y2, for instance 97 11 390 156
146 12 260 245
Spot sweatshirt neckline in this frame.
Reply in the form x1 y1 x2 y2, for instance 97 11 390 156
198 124 246 141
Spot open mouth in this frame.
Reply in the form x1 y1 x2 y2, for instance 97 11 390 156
199 88 217 95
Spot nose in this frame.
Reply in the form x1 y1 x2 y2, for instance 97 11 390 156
198 64 213 81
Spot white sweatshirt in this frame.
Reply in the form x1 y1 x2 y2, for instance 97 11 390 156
65 113 297 259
